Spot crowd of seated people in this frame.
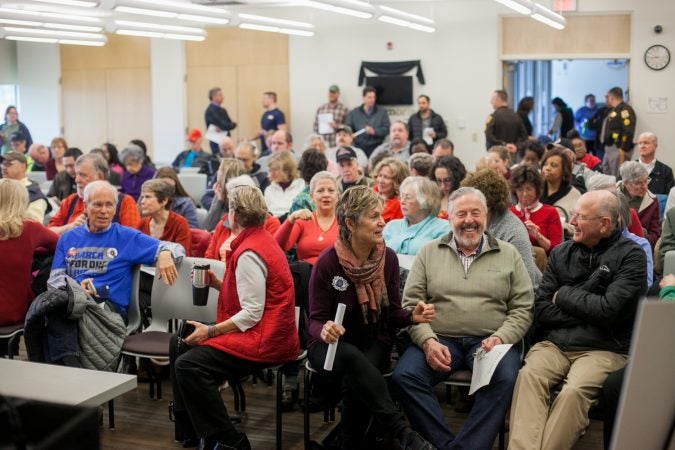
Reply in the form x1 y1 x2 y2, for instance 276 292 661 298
3 83 675 450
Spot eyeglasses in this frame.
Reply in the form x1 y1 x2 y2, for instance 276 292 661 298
570 212 606 222
435 178 453 186
627 178 651 187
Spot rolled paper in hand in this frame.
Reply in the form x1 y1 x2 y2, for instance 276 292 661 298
323 303 346 371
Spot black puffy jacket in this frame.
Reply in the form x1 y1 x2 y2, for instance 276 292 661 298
535 230 647 354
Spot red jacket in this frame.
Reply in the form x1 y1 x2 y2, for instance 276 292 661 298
205 213 280 261
204 226 299 364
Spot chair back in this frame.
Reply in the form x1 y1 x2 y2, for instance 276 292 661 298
125 265 142 335
195 207 208 228
177 173 208 205
147 257 224 332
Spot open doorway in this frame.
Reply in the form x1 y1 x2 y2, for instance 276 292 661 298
504 59 629 140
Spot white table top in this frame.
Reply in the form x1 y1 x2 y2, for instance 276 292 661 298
0 359 137 407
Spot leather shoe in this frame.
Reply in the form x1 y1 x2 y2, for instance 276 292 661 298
213 432 251 450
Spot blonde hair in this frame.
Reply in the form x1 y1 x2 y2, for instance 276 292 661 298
228 185 268 227
217 158 245 200
268 151 298 182
372 157 410 196
336 185 383 242
0 179 30 240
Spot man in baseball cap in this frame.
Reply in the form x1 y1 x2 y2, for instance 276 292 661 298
171 129 215 172
313 84 349 147
335 146 374 193
1 152 51 222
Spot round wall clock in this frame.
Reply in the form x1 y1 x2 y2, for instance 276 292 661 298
644 44 670 70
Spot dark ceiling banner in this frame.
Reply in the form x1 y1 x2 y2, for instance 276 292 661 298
358 60 425 85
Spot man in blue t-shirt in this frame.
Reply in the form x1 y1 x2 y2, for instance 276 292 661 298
256 91 286 156
574 94 599 153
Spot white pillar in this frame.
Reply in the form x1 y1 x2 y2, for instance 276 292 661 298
150 38 186 166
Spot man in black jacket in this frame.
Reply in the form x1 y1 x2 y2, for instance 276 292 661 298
408 94 447 146
636 132 674 195
508 190 647 450
205 87 237 156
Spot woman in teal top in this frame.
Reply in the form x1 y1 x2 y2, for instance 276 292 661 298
383 176 450 255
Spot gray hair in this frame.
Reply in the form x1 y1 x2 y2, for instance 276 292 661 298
586 174 617 192
619 161 649 184
208 87 221 100
400 176 442 217
83 180 118 206
225 174 257 193
612 191 631 230
76 153 109 179
408 152 434 177
304 133 327 150
309 171 337 193
120 144 145 165
447 187 488 215
639 131 657 146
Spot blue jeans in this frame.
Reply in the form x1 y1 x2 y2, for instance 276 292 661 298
392 336 521 450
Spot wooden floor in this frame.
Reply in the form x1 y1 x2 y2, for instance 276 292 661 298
96 370 606 450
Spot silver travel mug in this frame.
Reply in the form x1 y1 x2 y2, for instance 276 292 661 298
192 263 210 306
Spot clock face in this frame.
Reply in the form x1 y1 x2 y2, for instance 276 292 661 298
645 44 670 71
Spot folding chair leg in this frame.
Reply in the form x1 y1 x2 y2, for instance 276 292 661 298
499 420 505 450
108 400 115 430
276 368 283 450
304 368 311 450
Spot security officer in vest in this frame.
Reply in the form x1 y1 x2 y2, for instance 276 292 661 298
601 86 636 177
1 152 51 222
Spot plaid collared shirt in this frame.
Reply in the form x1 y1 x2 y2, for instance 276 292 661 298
313 102 349 147
450 234 487 275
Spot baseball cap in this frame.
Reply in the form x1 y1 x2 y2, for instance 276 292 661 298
0 152 27 165
335 124 353 134
329 85 340 93
335 146 357 162
547 138 574 151
187 128 202 142
10 132 26 142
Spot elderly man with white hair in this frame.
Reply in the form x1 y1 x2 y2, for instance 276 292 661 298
617 161 661 248
635 131 674 195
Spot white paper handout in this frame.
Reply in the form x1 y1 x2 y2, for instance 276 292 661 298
317 113 334 134
423 127 435 145
469 344 513 395
205 124 229 144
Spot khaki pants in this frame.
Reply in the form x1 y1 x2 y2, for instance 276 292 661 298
508 341 627 450
601 144 632 177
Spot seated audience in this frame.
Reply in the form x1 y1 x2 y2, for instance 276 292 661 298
138 179 191 254
47 137 68 178
410 138 430 155
392 187 533 450
667 185 675 213
130 138 155 169
171 129 213 172
289 148 329 213
635 131 674 195
89 148 121 186
234 141 269 192
304 133 339 175
408 152 434 177
308 185 435 449
431 138 454 161
509 190 647 450
540 146 582 222
568 130 601 171
613 191 653 290
120 144 156 201
0 179 58 330
275 171 338 265
0 152 51 223
205 175 280 265
47 147 82 203
153 167 200 229
257 129 298 173
202 158 246 232
658 199 675 272
264 150 305 218
326 124 369 173
618 161 661 248
372 157 410 223
509 164 563 255
369 120 411 164
170 185 299 450
335 146 374 193
586 174 644 238
383 177 450 255
430 156 467 219
9 132 33 171
517 140 545 167
101 142 123 176
486 145 512 179
462 168 542 288
29 143 51 174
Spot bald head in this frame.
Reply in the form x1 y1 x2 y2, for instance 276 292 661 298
571 190 620 247
219 136 235 158
29 144 51 165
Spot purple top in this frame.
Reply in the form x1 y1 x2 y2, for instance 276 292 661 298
308 246 412 349
120 165 155 201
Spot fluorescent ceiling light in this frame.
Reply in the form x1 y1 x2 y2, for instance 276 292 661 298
115 20 203 33
5 35 58 43
300 1 372 19
0 7 101 23
114 6 175 18
238 13 313 29
0 18 42 26
239 22 314 37
530 3 565 29
531 12 564 29
31 0 98 7
122 0 228 15
116 29 206 41
378 5 434 25
494 0 532 15
176 14 229 25
44 22 102 32
60 39 105 46
378 15 435 33
3 26 104 39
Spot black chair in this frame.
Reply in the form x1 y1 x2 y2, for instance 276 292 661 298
0 323 24 359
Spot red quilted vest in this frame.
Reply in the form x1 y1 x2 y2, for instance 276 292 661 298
204 225 299 363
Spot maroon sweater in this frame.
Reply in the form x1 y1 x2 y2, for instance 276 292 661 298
0 221 58 326
308 246 412 349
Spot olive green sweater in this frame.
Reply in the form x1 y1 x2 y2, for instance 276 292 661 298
403 232 534 347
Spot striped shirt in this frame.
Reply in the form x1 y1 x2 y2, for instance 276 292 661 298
450 234 487 275
313 102 349 147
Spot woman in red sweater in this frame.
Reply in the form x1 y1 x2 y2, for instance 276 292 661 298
372 157 410 223
138 179 191 254
0 179 58 329
509 164 563 254
275 171 338 265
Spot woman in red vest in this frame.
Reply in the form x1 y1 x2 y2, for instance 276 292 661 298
308 186 435 448
170 185 298 450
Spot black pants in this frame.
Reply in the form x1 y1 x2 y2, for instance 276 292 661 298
601 367 625 450
170 338 268 439
308 339 407 449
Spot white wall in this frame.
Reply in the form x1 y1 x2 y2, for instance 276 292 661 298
0 40 17 84
16 42 61 146
289 2 502 171
150 38 186 166
551 59 628 111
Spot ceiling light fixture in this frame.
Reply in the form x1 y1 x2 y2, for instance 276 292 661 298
378 5 434 25
114 0 230 24
2 26 104 40
5 35 58 43
60 39 105 46
238 13 313 29
43 22 103 32
377 15 435 33
122 0 228 15
31 0 98 7
493 0 531 15
300 1 373 19
239 22 314 37
115 19 203 33
116 28 206 41
492 0 565 29
0 7 102 23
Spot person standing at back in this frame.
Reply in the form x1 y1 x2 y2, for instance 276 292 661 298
485 90 528 158
205 87 237 156
256 91 286 157
313 84 349 148
345 86 391 157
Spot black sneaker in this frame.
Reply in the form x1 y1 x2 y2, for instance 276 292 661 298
401 431 436 450
213 433 251 450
